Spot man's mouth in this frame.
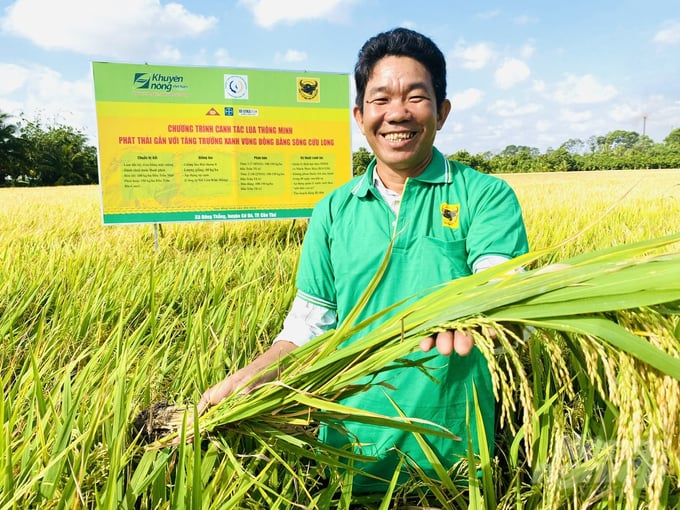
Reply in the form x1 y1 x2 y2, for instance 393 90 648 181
383 132 415 142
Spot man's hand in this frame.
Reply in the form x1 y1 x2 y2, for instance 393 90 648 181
196 377 241 415
171 378 239 445
420 327 499 356
419 329 475 356
173 340 298 444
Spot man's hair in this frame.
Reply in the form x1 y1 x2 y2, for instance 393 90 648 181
354 27 447 112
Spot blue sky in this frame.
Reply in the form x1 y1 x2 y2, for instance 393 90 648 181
1 0 678 155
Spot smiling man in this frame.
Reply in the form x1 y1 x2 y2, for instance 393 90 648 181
197 27 529 493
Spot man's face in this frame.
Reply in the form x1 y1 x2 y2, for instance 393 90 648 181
354 55 451 177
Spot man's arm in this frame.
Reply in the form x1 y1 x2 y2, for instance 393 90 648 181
197 296 338 413
197 339 297 414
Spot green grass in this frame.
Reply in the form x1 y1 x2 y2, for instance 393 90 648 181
1 169 679 509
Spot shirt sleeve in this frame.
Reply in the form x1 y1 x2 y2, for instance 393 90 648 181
472 254 510 273
466 176 529 270
273 294 338 347
295 194 338 309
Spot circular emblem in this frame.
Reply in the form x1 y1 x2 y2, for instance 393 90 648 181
224 75 248 99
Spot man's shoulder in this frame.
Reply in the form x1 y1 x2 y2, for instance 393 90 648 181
448 159 495 180
308 173 369 226
448 159 511 191
317 173 368 206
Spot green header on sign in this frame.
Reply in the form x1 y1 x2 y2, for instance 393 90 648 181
92 62 350 109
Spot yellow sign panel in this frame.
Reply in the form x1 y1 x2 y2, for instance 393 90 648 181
92 63 351 224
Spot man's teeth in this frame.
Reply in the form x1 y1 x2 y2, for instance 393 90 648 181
384 132 414 142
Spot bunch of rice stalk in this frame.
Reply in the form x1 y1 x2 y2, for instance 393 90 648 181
153 232 680 506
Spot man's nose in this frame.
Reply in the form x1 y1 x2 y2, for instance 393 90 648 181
384 99 411 121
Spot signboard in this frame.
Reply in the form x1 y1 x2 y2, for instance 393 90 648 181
92 62 351 225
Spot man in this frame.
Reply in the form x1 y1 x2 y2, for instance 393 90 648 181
197 27 528 493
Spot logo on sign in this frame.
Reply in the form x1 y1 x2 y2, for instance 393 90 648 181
132 72 185 92
133 73 151 89
224 75 248 99
297 78 320 102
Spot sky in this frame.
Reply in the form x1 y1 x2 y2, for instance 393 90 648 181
1 0 679 155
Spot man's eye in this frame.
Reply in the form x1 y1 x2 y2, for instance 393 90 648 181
366 97 388 105
408 95 428 103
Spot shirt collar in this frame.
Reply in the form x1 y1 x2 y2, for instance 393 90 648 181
351 147 450 198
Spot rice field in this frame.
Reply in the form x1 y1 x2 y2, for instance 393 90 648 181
1 169 679 509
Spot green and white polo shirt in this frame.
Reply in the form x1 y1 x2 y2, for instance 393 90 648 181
294 147 528 492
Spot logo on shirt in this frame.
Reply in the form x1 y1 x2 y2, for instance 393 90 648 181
441 203 460 228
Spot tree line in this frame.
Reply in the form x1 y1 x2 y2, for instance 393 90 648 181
1 109 679 187
354 127 680 176
0 112 98 186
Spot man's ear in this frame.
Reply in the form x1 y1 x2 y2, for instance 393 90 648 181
436 99 452 130
353 105 365 134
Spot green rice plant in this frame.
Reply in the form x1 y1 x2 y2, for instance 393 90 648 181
1 173 679 509
154 231 680 509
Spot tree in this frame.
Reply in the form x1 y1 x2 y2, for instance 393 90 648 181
664 127 680 148
19 119 98 186
500 144 539 158
544 146 577 172
595 130 641 154
492 145 540 173
448 150 492 173
561 138 584 155
448 149 473 166
0 111 24 185
352 147 373 176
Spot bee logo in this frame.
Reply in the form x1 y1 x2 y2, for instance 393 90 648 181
440 203 460 229
297 78 320 102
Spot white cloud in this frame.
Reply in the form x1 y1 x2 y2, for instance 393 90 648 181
566 120 597 134
489 99 542 117
532 79 546 92
653 20 680 45
214 49 235 66
477 9 501 20
0 62 95 137
278 49 308 63
552 74 617 104
513 15 538 25
499 118 523 130
450 41 495 70
451 88 483 110
0 63 29 94
536 120 552 132
609 103 642 123
494 58 530 89
560 108 592 123
158 45 182 62
520 41 536 59
238 0 357 28
606 99 678 137
450 121 464 133
0 0 217 60
213 49 253 68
